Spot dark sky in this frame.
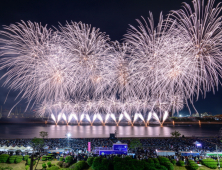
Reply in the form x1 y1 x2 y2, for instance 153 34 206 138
0 0 222 115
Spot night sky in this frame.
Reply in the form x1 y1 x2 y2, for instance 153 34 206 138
0 0 222 115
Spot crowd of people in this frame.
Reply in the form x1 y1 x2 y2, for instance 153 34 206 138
0 136 221 155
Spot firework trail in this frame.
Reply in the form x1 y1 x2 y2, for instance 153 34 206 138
0 21 75 113
170 0 222 99
58 21 112 98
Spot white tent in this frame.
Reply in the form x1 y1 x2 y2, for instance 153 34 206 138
0 146 6 151
6 146 14 150
19 146 27 151
13 146 20 150
157 150 175 156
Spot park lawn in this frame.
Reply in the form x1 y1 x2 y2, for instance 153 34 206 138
4 161 220 170
0 161 26 170
174 165 220 170
0 160 61 170
35 160 60 169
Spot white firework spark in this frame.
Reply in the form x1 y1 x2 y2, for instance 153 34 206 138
58 21 112 97
170 0 222 98
124 12 198 102
0 21 75 111
1 1 222 125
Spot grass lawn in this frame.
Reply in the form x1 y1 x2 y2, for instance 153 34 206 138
0 161 26 170
0 160 61 170
35 160 60 169
174 165 220 170
1 161 220 170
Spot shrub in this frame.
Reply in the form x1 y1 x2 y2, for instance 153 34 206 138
42 163 47 168
26 158 31 165
87 157 95 167
177 161 185 166
163 162 174 170
158 157 170 165
26 158 36 165
0 154 10 163
69 160 89 170
92 157 102 170
171 159 176 165
46 156 52 160
62 162 70 168
15 155 23 163
114 161 131 170
144 162 157 170
57 161 63 167
220 159 222 167
92 157 109 170
113 156 121 164
201 158 217 169
189 163 199 170
47 162 52 167
155 164 168 170
42 156 47 161
25 165 30 170
23 155 29 161
65 156 73 164
124 156 132 162
101 158 109 169
8 155 17 163
148 158 155 164
59 157 64 161
153 158 160 165
130 159 145 170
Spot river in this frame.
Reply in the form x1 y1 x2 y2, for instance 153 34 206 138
0 123 221 139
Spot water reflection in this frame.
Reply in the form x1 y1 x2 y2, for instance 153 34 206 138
0 124 221 139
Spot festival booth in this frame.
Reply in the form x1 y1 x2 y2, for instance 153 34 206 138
43 146 49 150
48 149 64 154
180 151 200 156
48 148 73 155
193 141 202 148
99 142 128 155
157 150 175 156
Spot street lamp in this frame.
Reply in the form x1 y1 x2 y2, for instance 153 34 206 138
66 133 71 148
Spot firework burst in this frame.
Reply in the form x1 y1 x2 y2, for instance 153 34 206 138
170 0 222 98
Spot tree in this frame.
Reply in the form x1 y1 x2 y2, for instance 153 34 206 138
31 137 44 153
171 130 181 137
129 139 142 154
39 131 48 139
29 138 44 170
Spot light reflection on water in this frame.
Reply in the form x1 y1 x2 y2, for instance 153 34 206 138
0 124 221 139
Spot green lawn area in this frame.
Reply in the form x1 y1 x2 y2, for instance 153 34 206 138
0 160 61 170
173 165 220 170
0 161 220 170
35 160 60 169
0 161 26 170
